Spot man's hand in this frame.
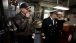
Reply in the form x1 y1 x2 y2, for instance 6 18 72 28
42 36 46 39
32 33 35 39
41 33 46 39
26 12 30 18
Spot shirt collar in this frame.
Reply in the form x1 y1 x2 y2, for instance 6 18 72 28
50 17 53 20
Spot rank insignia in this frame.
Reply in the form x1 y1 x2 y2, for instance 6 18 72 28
49 24 52 26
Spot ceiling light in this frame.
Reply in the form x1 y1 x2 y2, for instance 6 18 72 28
44 10 50 12
44 10 57 12
53 5 69 10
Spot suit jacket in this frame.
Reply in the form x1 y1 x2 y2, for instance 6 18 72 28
55 18 69 31
41 17 57 36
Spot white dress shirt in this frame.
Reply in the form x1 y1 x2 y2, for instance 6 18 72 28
50 17 54 25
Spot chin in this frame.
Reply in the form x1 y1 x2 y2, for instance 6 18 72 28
26 17 30 19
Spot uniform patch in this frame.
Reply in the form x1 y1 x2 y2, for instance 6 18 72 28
49 24 52 26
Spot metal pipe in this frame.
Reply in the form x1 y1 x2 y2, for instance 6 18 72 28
57 0 59 5
67 0 69 6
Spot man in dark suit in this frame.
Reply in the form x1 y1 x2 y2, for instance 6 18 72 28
55 12 70 43
41 12 57 43
56 12 69 32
